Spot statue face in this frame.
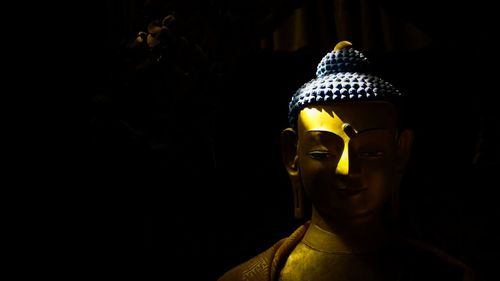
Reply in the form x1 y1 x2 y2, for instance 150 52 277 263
296 102 400 220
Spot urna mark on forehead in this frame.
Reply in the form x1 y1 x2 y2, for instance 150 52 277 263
297 102 398 137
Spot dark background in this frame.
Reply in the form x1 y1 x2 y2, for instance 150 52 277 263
68 0 498 279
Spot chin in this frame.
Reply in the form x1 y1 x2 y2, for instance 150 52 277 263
319 204 379 221
337 207 381 221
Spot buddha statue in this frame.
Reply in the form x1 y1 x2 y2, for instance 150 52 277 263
218 41 477 281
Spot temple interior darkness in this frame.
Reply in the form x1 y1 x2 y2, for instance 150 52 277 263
76 0 498 279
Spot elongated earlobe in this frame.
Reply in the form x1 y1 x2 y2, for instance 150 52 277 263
396 129 414 174
292 176 304 219
281 128 299 175
391 129 414 222
391 185 400 222
281 128 304 219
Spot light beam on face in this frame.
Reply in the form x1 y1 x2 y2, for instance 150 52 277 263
299 107 357 175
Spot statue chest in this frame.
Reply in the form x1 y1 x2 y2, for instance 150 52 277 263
278 242 402 281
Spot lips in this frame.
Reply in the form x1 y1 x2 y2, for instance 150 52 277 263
337 188 366 196
333 179 366 195
334 182 366 195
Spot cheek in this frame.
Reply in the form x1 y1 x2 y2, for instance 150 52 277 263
361 162 396 199
299 157 339 200
300 156 326 181
300 158 330 185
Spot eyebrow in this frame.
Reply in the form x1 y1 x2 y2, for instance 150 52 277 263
356 127 390 134
305 127 390 136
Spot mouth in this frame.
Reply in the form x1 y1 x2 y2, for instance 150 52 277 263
335 182 366 196
336 188 366 196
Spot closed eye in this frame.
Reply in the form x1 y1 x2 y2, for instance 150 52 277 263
359 151 384 158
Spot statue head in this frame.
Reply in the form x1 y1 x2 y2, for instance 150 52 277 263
281 41 413 226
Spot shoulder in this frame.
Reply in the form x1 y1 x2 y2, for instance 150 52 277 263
397 237 478 281
217 223 309 281
217 239 285 281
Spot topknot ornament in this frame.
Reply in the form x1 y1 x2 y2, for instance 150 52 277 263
287 41 403 127
316 41 369 77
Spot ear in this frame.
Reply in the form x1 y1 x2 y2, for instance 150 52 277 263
281 128 304 218
281 128 299 176
396 129 414 174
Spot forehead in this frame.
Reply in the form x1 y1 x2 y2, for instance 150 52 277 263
297 102 397 134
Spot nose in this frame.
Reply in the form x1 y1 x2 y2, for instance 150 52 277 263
335 139 350 175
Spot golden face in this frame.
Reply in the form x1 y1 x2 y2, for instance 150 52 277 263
296 102 400 220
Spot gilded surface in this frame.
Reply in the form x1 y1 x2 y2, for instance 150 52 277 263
279 224 401 281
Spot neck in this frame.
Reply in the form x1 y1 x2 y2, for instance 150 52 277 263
308 207 391 253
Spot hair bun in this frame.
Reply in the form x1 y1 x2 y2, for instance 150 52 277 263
287 41 403 127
